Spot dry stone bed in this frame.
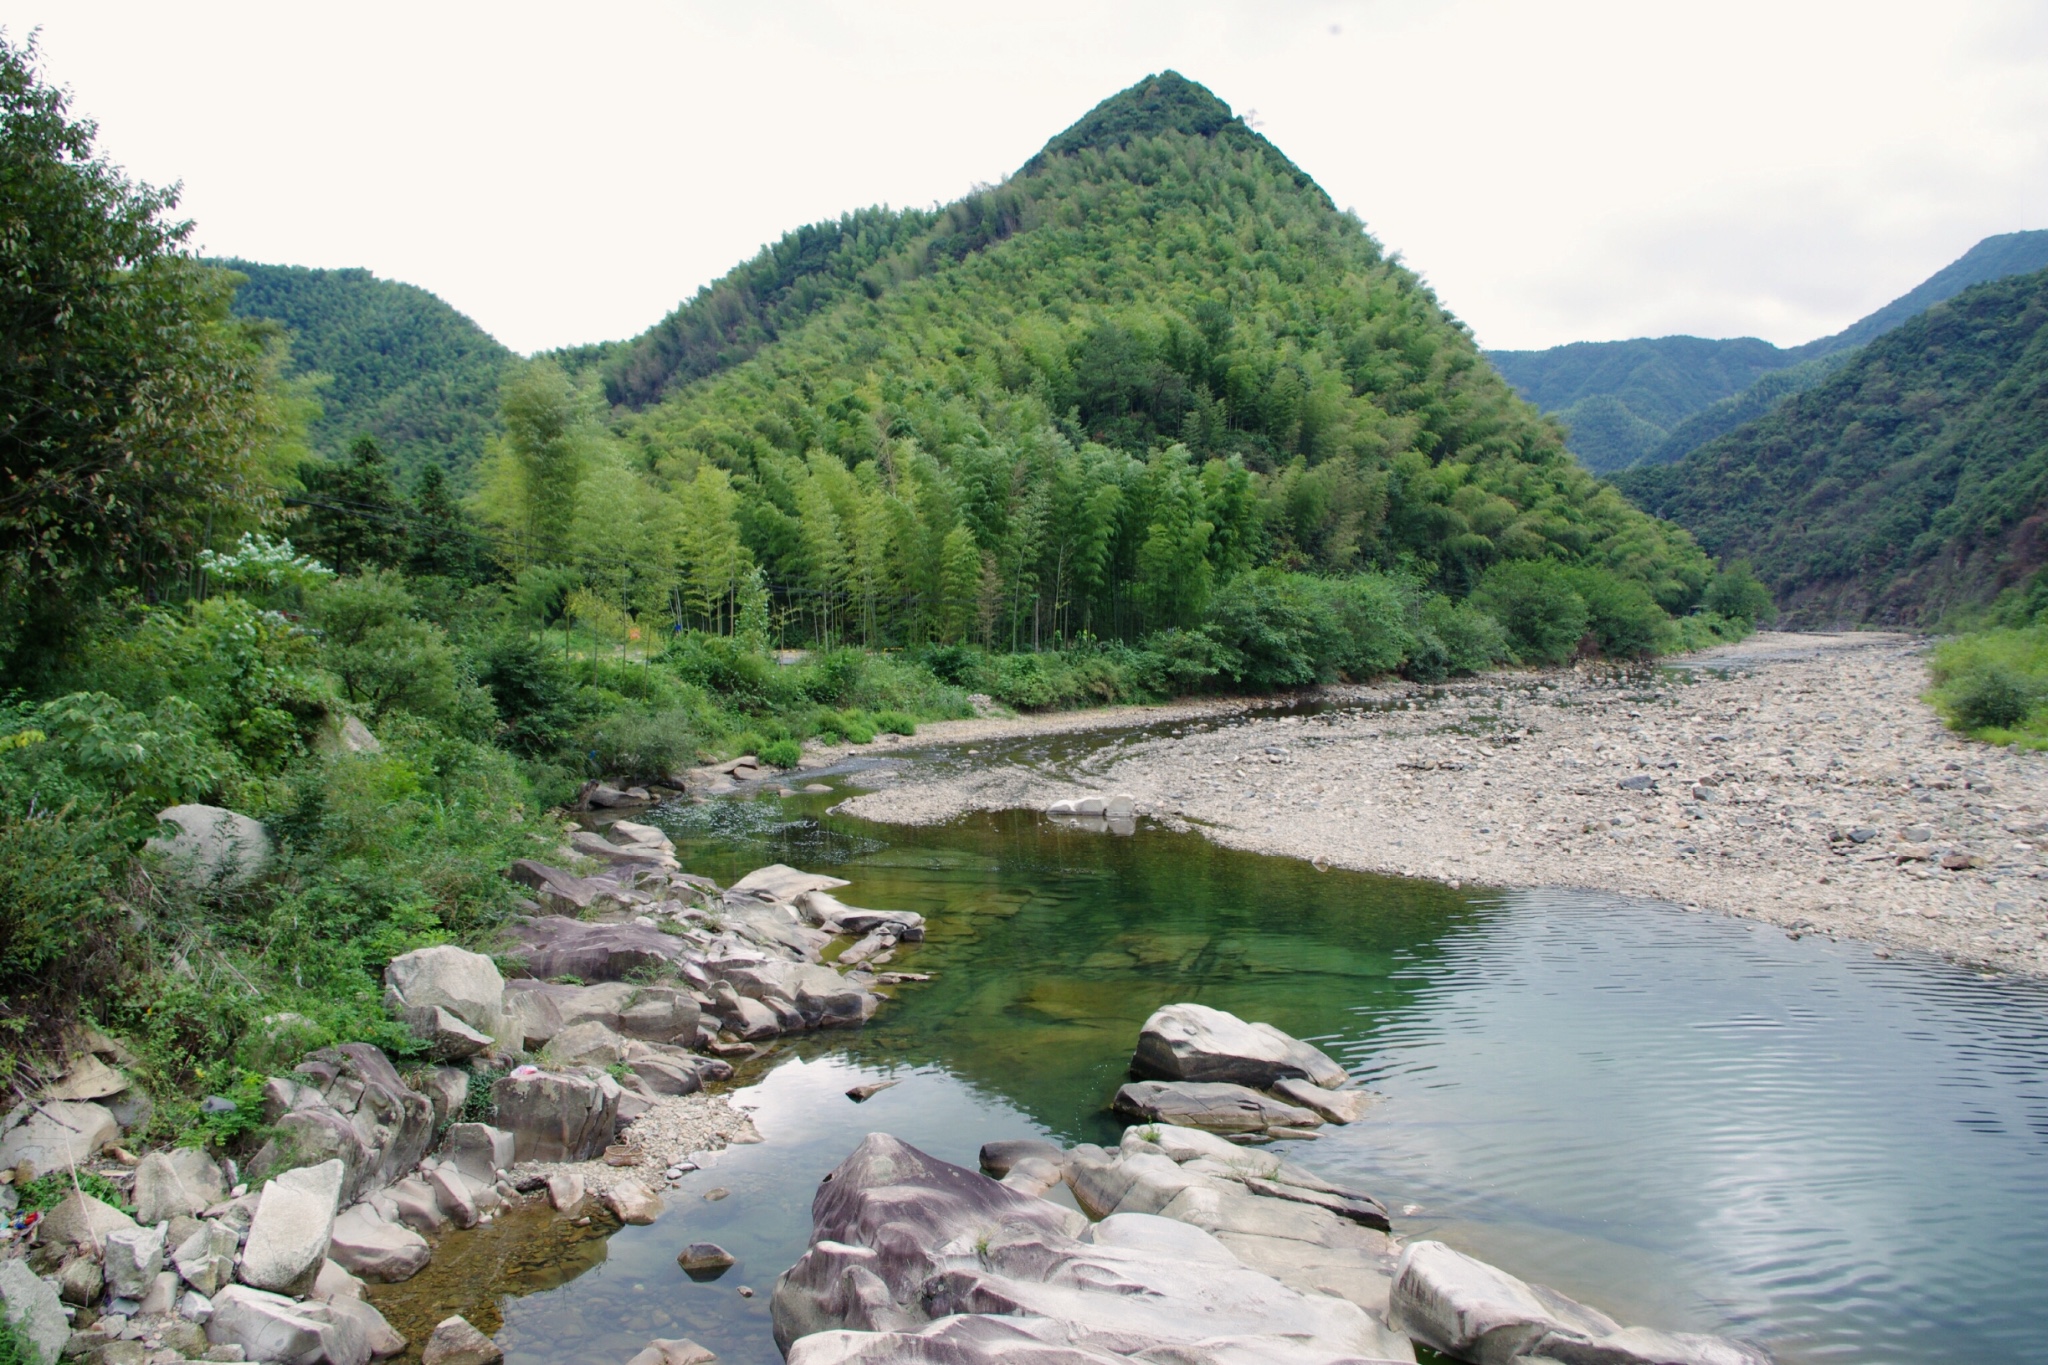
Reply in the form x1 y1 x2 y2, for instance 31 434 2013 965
838 632 2048 977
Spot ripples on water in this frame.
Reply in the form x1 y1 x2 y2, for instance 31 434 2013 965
378 797 2048 1365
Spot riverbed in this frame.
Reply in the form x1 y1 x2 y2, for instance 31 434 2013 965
370 771 2048 1365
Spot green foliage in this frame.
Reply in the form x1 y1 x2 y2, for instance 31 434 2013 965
458 1068 502 1126
308 572 481 729
0 799 129 993
1702 561 1776 626
1566 566 1674 659
1 33 288 670
1619 268 2048 626
760 738 802 768
15 1169 133 1215
294 437 415 575
871 711 917 736
1406 596 1513 682
216 259 513 482
1472 561 1591 665
1928 627 2048 744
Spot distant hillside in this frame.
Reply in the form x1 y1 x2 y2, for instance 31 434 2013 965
1616 268 2048 626
1489 229 2048 473
217 259 513 481
610 69 1713 642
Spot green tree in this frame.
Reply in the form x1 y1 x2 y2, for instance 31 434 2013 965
0 32 284 666
474 361 586 569
295 436 412 575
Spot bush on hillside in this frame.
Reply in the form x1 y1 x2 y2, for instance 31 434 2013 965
1406 596 1513 681
1567 566 1675 659
1703 561 1776 627
1472 560 1592 665
1928 626 2048 743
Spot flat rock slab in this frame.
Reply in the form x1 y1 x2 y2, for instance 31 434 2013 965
1114 1080 1322 1133
728 864 850 902
501 919 688 983
0 1100 118 1179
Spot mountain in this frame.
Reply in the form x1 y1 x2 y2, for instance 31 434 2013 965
1488 229 2048 473
1615 268 2048 627
216 259 513 480
609 70 1712 637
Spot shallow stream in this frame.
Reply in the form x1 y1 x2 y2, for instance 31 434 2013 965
371 745 2048 1365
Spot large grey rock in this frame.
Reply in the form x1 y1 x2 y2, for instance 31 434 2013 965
728 864 848 902
503 979 699 1048
441 1123 516 1186
501 918 689 983
32 1189 135 1255
0 1258 68 1365
382 946 506 1045
419 1067 469 1128
0 1100 117 1178
1388 1241 1621 1365
253 1045 436 1205
979 1138 1064 1178
624 1340 715 1365
602 1178 662 1225
421 1315 501 1365
1132 1002 1348 1090
1113 1080 1322 1133
507 860 606 913
173 1222 239 1295
209 1284 368 1365
239 1159 344 1294
490 1070 619 1163
323 1294 406 1359
770 1133 1404 1364
402 1007 493 1061
695 955 877 1029
326 1205 430 1283
794 891 926 941
133 1146 227 1224
102 1223 167 1300
42 1053 128 1102
540 1020 628 1068
148 805 271 890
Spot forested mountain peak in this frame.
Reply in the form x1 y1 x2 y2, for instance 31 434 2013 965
216 258 512 480
555 74 1715 654
1022 70 1323 200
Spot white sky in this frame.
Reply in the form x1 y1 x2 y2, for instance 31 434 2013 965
25 0 2048 355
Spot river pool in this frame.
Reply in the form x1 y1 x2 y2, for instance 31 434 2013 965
370 773 2048 1365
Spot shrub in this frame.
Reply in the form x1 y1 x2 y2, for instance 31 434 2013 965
1950 665 2038 730
579 706 696 780
1407 595 1513 681
470 630 585 756
1566 566 1675 659
872 711 917 736
1703 560 1776 626
1472 560 1591 665
1928 626 2048 742
1319 575 1416 680
760 738 803 768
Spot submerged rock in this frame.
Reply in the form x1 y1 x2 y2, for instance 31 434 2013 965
1131 1002 1348 1090
421 1315 502 1365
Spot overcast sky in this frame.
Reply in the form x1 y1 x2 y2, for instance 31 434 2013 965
26 0 2048 355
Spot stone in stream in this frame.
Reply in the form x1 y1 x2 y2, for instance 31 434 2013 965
626 1341 716 1365
441 1122 516 1185
421 1315 502 1365
1389 1240 1773 1365
326 1204 431 1282
545 1172 590 1216
727 863 850 902
239 1159 344 1294
603 1178 663 1225
771 1133 1401 1364
678 1242 736 1279
1271 1075 1376 1124
979 1137 1065 1177
998 1157 1063 1198
507 859 606 912
490 1069 620 1162
1131 1001 1348 1090
132 1146 228 1224
1113 1079 1323 1133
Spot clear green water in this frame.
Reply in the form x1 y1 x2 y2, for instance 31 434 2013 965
371 778 2048 1365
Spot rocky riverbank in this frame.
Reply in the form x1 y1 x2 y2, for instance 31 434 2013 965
832 632 2048 976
